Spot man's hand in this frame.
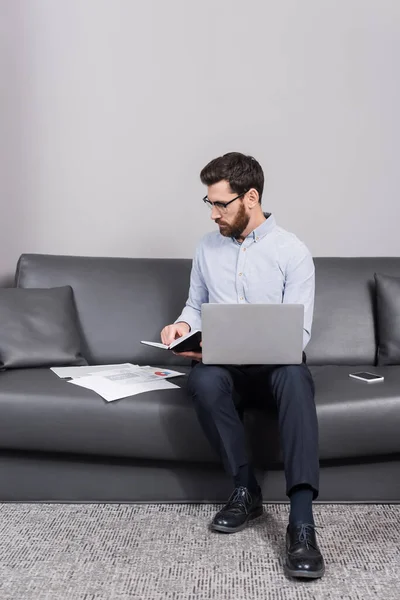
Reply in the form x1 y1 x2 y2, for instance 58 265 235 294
173 342 202 362
160 322 190 346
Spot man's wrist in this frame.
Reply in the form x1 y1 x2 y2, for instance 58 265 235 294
176 321 191 332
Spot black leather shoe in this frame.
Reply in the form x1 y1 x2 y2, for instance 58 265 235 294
285 523 325 579
211 487 263 533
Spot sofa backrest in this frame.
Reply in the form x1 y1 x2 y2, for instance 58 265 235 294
16 254 400 366
307 257 400 365
16 254 193 366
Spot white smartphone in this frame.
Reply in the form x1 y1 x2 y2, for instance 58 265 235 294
349 371 384 383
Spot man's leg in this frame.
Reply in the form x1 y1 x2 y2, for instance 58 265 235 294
268 363 325 579
268 363 319 501
187 362 262 532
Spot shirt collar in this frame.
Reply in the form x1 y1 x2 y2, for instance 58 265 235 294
232 212 276 244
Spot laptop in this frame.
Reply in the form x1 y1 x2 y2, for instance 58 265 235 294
201 304 304 365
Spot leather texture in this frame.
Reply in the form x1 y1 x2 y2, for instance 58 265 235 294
15 254 193 367
246 364 400 464
211 487 263 532
306 257 400 365
374 272 400 365
285 524 325 579
0 451 399 502
0 366 213 461
0 365 399 463
16 254 400 367
0 286 87 369
5 252 400 502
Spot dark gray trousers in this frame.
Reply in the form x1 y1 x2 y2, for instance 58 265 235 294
187 360 319 498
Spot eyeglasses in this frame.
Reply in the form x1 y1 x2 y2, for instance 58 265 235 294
202 191 248 213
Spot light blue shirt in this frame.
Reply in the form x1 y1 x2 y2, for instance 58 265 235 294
176 213 315 349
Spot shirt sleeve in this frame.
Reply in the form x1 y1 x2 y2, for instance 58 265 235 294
175 245 209 331
282 243 315 349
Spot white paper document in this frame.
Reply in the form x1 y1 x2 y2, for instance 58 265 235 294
65 364 185 402
121 365 185 381
51 364 134 379
69 375 177 402
141 341 168 350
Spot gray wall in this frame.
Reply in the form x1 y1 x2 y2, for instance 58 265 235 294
1 0 400 285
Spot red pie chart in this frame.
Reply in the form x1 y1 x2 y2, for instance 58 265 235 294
154 371 170 377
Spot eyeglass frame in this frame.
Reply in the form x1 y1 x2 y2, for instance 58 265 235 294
202 190 249 212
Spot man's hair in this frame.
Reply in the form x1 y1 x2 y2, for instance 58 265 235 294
200 152 264 203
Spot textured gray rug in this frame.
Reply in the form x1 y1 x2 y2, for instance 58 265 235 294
0 504 398 600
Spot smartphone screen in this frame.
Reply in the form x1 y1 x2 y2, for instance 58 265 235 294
350 372 383 380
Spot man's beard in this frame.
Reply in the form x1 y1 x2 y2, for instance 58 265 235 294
217 202 250 239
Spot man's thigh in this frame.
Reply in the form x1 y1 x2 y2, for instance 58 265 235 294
234 365 276 409
233 362 311 409
190 361 259 411
190 360 309 408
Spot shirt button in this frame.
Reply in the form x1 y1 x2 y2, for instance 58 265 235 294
243 248 246 252
238 272 243 276
240 297 244 300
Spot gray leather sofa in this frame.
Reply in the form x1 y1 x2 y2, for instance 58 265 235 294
0 253 399 503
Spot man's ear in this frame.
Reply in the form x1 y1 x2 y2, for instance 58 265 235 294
247 188 260 207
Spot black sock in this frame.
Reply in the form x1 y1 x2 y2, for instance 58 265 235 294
289 484 315 526
234 465 260 495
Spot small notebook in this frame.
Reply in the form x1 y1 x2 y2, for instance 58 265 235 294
141 330 202 353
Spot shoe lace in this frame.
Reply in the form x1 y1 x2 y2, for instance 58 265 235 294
225 486 253 514
297 523 320 549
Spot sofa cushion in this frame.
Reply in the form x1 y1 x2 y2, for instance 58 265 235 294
0 367 214 462
15 254 193 367
306 258 400 365
0 366 399 465
0 286 87 369
375 273 400 365
246 365 400 465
